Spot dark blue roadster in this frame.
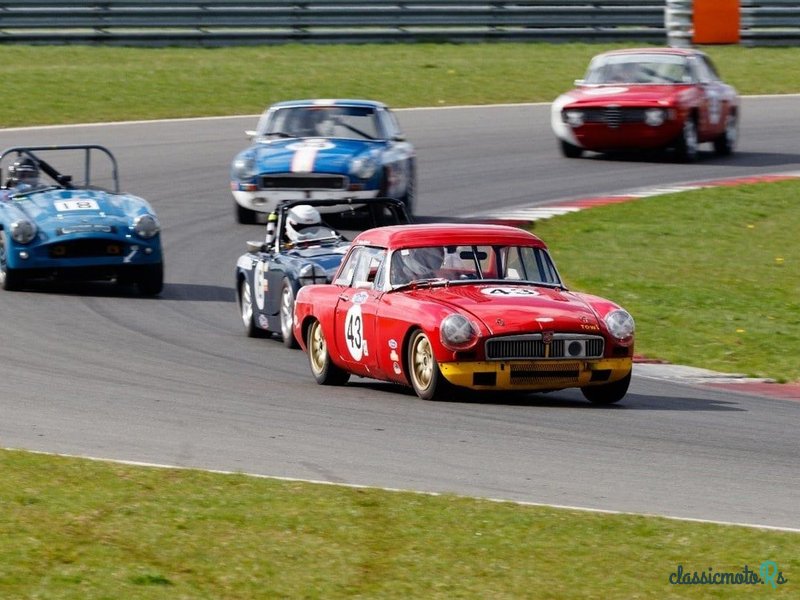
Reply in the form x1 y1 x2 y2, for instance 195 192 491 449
235 197 410 347
0 145 163 295
230 99 416 224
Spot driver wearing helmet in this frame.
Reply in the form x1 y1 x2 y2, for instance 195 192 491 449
283 204 337 245
5 157 40 193
391 246 444 285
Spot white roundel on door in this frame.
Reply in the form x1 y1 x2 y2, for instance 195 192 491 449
345 304 364 361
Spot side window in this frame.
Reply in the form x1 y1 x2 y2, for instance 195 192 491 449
700 56 721 81
334 247 363 286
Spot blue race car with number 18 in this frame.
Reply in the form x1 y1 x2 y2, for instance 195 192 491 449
0 144 164 295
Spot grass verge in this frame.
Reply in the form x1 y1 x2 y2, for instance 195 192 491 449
1 44 799 127
1 449 797 599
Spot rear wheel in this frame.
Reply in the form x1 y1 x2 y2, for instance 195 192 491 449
407 329 452 400
240 278 269 338
137 263 164 296
0 231 23 291
280 278 299 348
581 371 631 405
560 139 583 158
714 111 738 156
307 319 350 385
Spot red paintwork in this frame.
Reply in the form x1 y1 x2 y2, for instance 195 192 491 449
553 47 739 153
293 224 633 390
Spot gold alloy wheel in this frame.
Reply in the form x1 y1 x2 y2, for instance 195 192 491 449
308 320 328 377
410 332 434 392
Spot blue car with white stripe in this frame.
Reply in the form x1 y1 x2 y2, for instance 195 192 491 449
230 99 416 223
0 145 164 295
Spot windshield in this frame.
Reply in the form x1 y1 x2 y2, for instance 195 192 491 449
583 54 691 85
263 106 381 140
389 245 562 287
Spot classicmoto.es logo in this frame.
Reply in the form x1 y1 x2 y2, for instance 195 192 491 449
669 561 788 589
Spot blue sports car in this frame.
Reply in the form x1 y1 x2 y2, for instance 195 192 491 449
235 197 410 347
230 99 416 224
0 144 164 295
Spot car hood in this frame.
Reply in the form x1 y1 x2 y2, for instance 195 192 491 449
12 188 152 233
561 84 690 107
405 284 602 336
251 138 382 173
285 243 350 277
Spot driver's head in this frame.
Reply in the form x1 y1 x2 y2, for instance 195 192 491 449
285 204 323 242
8 157 39 187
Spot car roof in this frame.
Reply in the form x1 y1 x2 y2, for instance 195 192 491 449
269 99 388 110
352 223 548 249
596 47 703 59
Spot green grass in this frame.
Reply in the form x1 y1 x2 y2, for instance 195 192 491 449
0 44 799 127
534 180 800 383
1 449 797 599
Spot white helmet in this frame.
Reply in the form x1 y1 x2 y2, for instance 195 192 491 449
285 204 322 242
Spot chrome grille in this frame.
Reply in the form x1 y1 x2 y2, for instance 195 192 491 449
485 334 605 360
604 107 622 128
581 108 648 128
260 174 348 190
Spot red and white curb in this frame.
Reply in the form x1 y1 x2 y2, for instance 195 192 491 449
468 172 800 225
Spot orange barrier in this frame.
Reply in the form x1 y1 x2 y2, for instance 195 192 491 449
693 0 740 44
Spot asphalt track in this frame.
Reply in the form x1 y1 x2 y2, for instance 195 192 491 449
1 97 799 530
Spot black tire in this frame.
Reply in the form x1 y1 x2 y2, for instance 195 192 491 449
675 117 699 162
713 111 737 156
399 160 416 215
307 319 350 385
137 263 164 296
239 277 269 338
0 231 23 291
560 139 583 159
280 278 299 349
581 371 631 405
407 329 453 400
236 202 257 225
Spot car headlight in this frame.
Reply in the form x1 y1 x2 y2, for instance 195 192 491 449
298 263 328 286
440 314 478 351
232 154 257 181
605 309 635 342
644 108 666 127
350 156 377 179
563 110 584 127
10 219 37 244
133 214 160 239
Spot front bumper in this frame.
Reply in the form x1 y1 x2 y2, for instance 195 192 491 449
6 235 162 271
232 188 379 214
439 358 632 391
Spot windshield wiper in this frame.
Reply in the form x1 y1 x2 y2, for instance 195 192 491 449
392 277 449 291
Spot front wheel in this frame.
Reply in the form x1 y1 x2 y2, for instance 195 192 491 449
0 231 23 291
581 371 631 405
307 319 350 385
280 278 299 348
137 263 164 296
240 278 269 338
675 118 699 162
560 139 583 158
407 329 452 400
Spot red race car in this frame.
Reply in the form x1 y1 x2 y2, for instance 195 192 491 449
293 224 635 403
551 47 739 161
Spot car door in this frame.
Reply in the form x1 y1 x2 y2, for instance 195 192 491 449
333 246 387 377
690 55 726 139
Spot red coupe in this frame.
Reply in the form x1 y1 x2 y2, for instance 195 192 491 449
551 48 739 161
292 224 635 403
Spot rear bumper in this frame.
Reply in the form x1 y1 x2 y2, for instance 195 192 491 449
439 358 632 391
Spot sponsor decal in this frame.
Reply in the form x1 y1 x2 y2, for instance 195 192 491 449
390 350 399 362
54 199 100 211
352 291 369 305
393 362 402 375
344 304 364 361
254 261 266 310
388 339 398 349
258 315 269 329
481 287 540 297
